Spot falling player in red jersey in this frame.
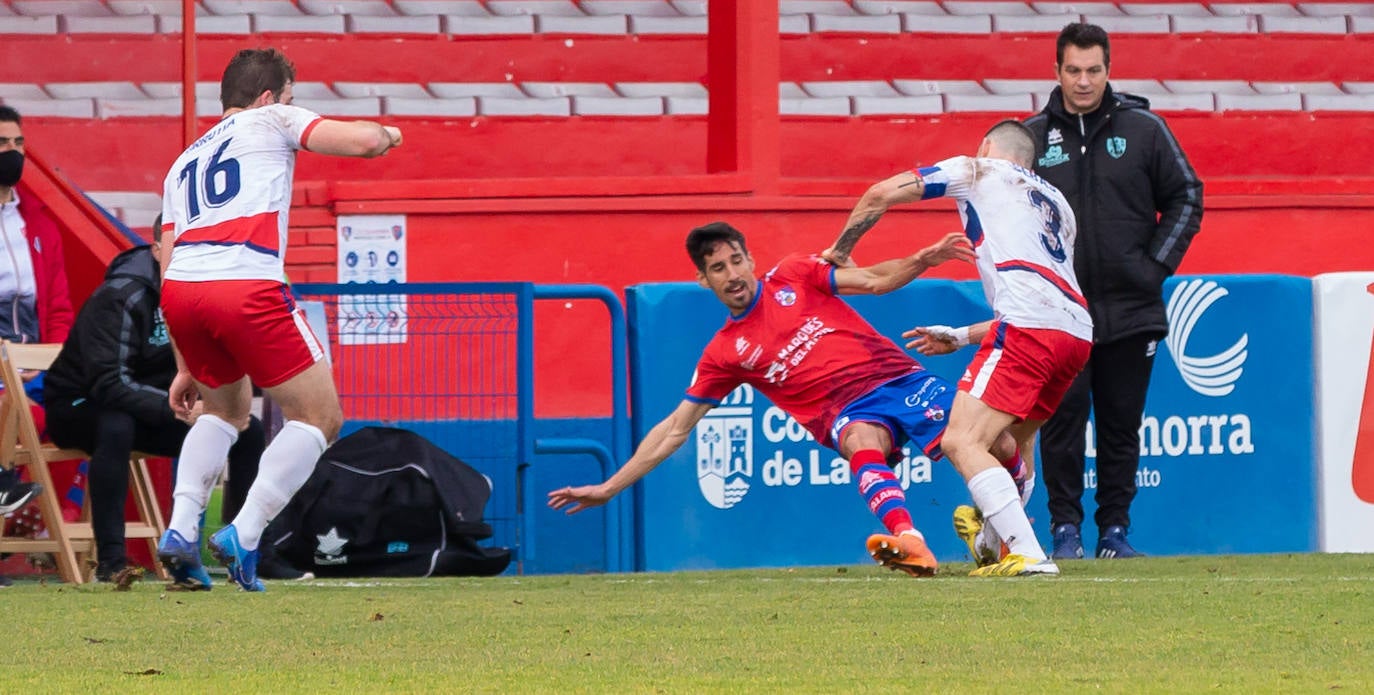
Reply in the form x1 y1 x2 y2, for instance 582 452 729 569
549 222 1026 576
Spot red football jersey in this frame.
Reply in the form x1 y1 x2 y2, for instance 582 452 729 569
686 253 921 446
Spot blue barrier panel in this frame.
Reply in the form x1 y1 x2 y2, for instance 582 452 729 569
626 280 994 571
294 282 529 564
1111 275 1316 554
294 281 630 575
625 274 1315 571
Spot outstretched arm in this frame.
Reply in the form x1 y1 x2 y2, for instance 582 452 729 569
903 319 994 355
304 119 403 158
823 170 927 266
833 232 974 296
548 399 715 514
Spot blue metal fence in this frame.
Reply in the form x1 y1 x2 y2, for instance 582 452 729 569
293 282 630 573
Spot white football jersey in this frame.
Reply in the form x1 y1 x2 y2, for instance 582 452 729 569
916 155 1093 341
160 104 321 282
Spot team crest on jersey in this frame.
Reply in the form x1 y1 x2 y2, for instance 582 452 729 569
773 287 797 307
1038 144 1070 168
924 406 945 422
1106 136 1127 159
1047 128 1063 145
695 390 754 509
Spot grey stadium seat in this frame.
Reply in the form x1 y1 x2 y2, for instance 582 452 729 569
851 95 943 115
202 0 303 15
429 82 527 98
383 96 478 117
393 1 489 17
12 0 112 16
780 97 853 116
571 96 666 116
893 79 990 95
485 0 584 16
853 1 948 15
478 96 573 116
298 0 399 16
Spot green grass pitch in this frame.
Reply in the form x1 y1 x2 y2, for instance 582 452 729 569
2 553 1370 692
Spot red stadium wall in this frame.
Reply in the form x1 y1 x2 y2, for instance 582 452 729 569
5 32 1372 85
14 11 1374 420
21 111 1374 195
277 175 1374 419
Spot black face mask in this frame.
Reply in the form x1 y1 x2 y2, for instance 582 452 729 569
0 150 22 188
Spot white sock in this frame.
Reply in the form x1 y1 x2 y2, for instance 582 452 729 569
231 420 327 550
899 529 925 541
169 414 239 541
968 467 1047 561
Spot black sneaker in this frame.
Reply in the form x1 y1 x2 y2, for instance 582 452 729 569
1051 523 1084 560
0 575 11 588
0 482 41 515
95 559 129 584
1096 525 1144 559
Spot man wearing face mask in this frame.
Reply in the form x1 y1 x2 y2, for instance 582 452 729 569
0 105 76 587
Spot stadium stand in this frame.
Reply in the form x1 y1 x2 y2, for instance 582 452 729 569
0 0 1369 252
7 77 1373 120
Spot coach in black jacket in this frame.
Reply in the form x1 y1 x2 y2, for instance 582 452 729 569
1025 23 1203 560
44 228 265 581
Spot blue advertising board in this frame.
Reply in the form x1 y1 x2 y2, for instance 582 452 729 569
625 274 1314 572
1118 275 1316 554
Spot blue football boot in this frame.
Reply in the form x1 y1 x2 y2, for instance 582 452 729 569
156 529 213 591
209 524 265 592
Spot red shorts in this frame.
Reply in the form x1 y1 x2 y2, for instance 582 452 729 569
959 321 1091 422
161 279 325 389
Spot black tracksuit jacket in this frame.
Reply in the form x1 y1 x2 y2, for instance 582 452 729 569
1025 85 1204 344
44 245 177 423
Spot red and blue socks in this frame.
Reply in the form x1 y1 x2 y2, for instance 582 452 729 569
850 449 918 537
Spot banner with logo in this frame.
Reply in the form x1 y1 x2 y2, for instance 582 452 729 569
1096 275 1316 555
625 275 1316 572
627 280 993 571
337 214 408 345
1313 273 1374 552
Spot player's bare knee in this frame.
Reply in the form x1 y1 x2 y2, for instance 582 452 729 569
225 413 253 433
201 408 252 433
940 430 976 462
317 406 343 443
990 431 1018 461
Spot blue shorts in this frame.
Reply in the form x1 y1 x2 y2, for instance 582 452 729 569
828 371 953 460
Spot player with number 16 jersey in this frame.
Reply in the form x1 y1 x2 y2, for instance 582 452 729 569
159 102 326 389
154 48 401 593
162 104 319 285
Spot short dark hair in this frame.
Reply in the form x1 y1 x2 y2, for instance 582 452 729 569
0 105 21 126
1056 22 1111 69
220 48 296 110
984 119 1037 167
685 222 748 272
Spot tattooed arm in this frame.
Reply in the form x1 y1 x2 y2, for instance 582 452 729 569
833 232 974 296
823 170 927 266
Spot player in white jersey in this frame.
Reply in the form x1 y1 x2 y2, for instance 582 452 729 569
155 48 403 592
825 120 1092 577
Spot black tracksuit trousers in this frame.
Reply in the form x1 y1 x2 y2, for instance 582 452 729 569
46 399 265 570
1039 334 1158 532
